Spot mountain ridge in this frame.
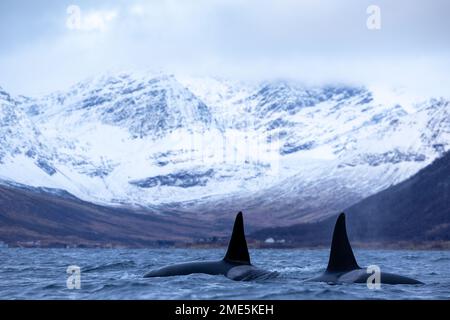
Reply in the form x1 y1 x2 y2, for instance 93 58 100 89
1 72 449 225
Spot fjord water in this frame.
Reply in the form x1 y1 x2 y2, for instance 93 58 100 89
0 248 449 300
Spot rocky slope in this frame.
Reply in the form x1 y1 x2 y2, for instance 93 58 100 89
250 151 450 245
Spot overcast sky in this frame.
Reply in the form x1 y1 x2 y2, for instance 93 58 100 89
0 0 449 96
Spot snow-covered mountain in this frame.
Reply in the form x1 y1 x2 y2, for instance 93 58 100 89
0 74 448 224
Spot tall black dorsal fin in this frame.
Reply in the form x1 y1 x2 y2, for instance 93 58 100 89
326 213 360 272
223 212 251 264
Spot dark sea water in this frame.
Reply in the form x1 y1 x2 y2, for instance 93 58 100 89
0 248 449 300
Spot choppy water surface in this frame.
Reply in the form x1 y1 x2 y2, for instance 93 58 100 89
0 248 449 299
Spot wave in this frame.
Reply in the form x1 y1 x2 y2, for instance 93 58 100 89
83 260 136 273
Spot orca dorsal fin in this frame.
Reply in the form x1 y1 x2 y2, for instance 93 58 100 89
326 213 360 272
223 212 251 264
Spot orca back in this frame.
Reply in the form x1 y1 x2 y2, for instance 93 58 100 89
326 213 360 273
223 212 251 265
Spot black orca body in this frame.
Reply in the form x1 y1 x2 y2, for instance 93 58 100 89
144 212 278 281
310 213 423 285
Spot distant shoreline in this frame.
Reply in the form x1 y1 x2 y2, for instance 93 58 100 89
3 240 450 250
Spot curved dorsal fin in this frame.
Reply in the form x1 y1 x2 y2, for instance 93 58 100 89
223 212 251 264
326 213 360 272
